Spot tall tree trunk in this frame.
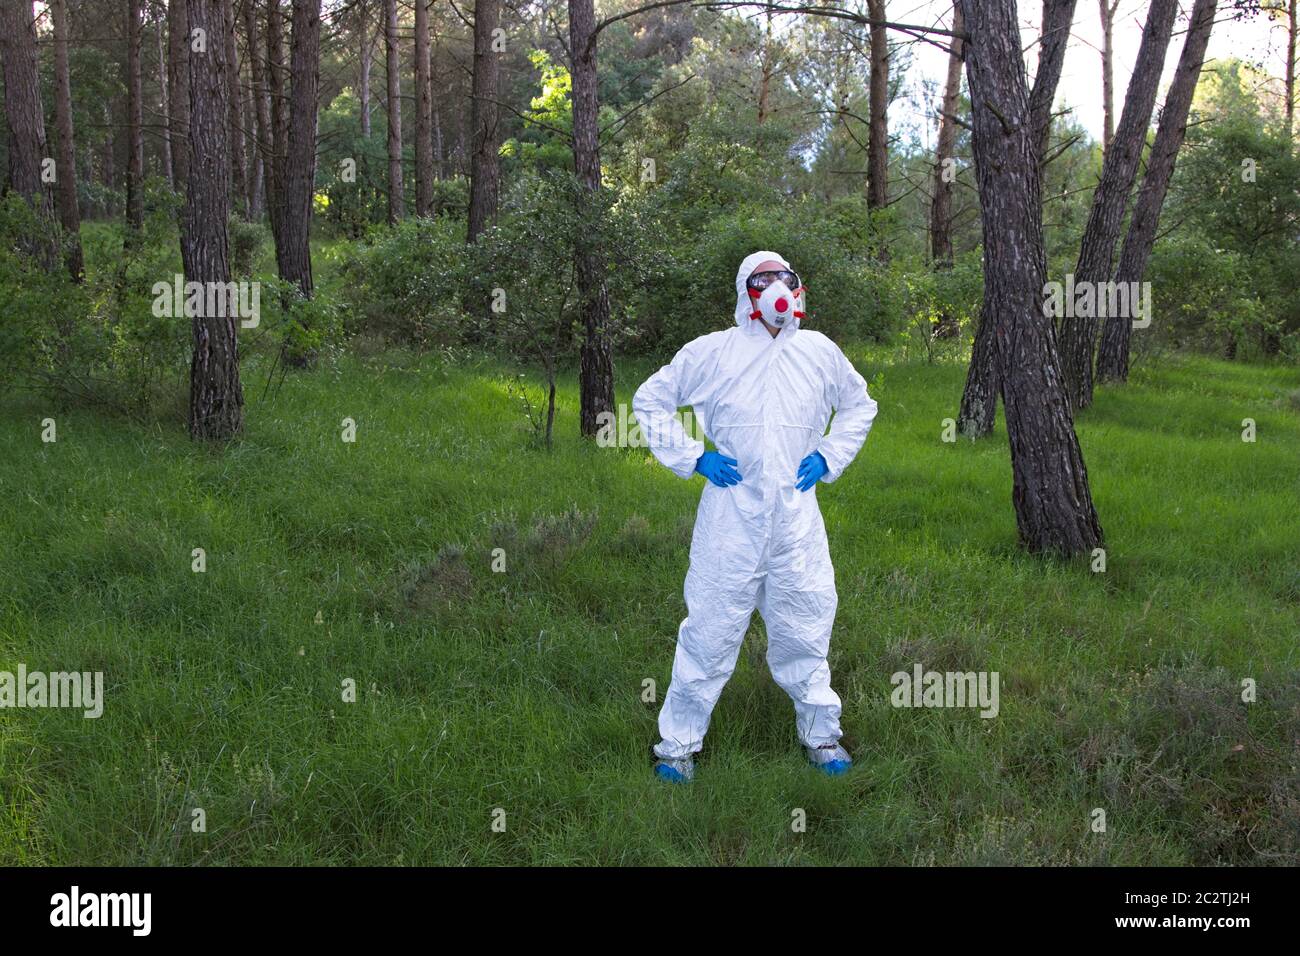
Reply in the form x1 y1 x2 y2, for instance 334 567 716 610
246 0 272 219
51 0 84 281
466 0 500 241
570 0 615 438
1099 0 1118 153
959 0 1103 556
126 0 145 236
383 0 404 223
168 0 191 192
929 3 963 338
866 0 889 211
930 3 963 269
278 0 319 301
358 0 372 138
266 0 289 243
223 0 247 219
414 0 433 216
185 0 244 440
958 0 1075 438
1097 0 1218 383
1061 0 1178 411
241 9 264 217
155 2 174 189
1029 0 1078 162
0 0 56 269
1287 0 1297 136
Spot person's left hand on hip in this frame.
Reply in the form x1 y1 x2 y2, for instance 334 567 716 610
795 451 828 492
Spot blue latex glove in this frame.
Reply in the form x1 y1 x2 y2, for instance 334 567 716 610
696 450 743 487
795 451 828 491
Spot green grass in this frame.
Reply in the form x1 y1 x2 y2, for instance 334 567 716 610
1 345 1298 865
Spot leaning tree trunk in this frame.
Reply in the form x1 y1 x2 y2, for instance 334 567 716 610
1060 0 1177 412
383 0 404 223
0 0 56 270
185 0 244 440
51 0 84 281
168 0 191 192
930 3 963 337
570 0 615 438
278 0 319 305
866 0 889 212
958 0 1075 438
414 0 433 217
959 0 1103 556
466 0 500 241
126 0 145 236
1097 0 1218 383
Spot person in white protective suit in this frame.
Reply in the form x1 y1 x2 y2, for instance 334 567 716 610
632 251 878 783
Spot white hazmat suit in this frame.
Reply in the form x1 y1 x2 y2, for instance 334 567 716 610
633 251 878 760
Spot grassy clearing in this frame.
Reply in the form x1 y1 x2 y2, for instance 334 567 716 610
1 345 1298 865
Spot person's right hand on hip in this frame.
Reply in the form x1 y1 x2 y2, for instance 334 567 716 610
695 450 742 487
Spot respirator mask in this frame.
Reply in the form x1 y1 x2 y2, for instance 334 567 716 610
746 269 806 328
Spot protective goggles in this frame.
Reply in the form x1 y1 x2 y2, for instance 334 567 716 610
746 269 802 293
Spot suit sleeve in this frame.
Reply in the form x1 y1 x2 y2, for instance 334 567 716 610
816 345 877 483
632 341 708 479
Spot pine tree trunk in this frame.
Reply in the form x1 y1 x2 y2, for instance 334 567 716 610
278 0 319 300
168 0 190 193
570 0 615 438
126 0 145 235
958 0 1075 438
383 0 404 223
267 0 289 243
930 3 963 338
223 0 247 219
959 0 1103 556
1099 0 1117 153
185 0 244 441
414 0 433 217
0 0 56 269
466 0 500 241
1060 0 1177 411
866 0 889 211
51 0 84 281
1097 0 1218 383
155 4 174 190
241 3 264 217
358 0 372 139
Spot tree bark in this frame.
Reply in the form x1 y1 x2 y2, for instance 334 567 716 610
414 0 433 216
570 0 615 438
242 0 266 217
930 3 963 270
1097 0 1218 383
0 0 56 269
358 0 372 138
958 0 1075 438
278 0 319 300
1029 0 1078 162
168 0 191 192
466 0 500 241
126 0 145 235
223 0 247 219
266 0 289 243
383 0 404 223
155 2 174 190
866 0 889 210
1098 0 1118 153
51 0 85 280
959 0 1103 556
185 0 244 441
1060 0 1177 411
